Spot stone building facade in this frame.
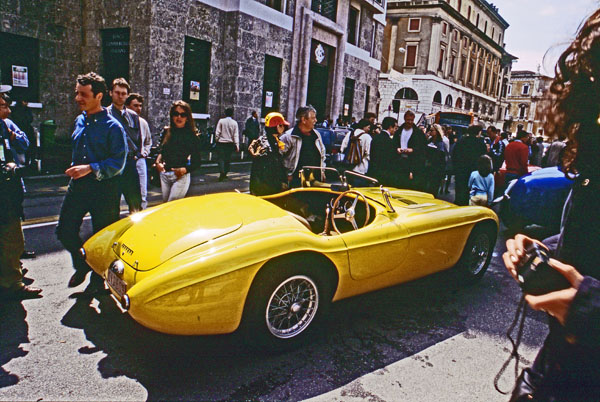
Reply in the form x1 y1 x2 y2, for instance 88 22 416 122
378 0 515 127
504 70 552 136
1 0 385 146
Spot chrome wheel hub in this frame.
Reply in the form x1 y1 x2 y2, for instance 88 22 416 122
266 275 319 339
469 233 490 275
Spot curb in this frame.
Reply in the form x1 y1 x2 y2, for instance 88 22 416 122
22 161 253 180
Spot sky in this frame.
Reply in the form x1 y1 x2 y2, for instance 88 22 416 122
496 0 599 76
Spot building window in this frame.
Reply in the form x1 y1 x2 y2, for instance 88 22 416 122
457 0 461 13
347 6 360 46
492 26 495 39
182 36 211 113
449 53 456 76
408 18 421 32
507 84 512 95
476 13 480 28
465 98 471 110
455 97 463 108
467 6 471 20
262 55 282 117
343 78 355 117
101 28 130 88
476 67 482 87
0 32 40 102
522 84 530 95
468 61 475 83
445 94 453 107
433 91 442 104
438 47 446 72
311 0 337 22
266 0 284 12
519 104 527 119
395 87 418 100
484 21 487 34
463 37 468 48
364 85 370 116
370 22 377 57
498 32 502 45
453 30 458 42
442 22 448 36
460 56 466 80
405 44 418 67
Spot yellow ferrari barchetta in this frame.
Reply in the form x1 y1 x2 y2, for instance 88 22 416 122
82 168 498 350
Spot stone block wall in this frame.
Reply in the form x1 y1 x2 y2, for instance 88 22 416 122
0 0 83 139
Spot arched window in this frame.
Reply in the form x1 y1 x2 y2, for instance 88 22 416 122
394 87 418 100
476 14 480 28
473 102 480 113
433 91 442 104
445 94 453 106
455 97 463 109
481 105 486 115
465 98 471 110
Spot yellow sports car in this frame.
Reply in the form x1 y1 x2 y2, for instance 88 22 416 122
82 168 498 350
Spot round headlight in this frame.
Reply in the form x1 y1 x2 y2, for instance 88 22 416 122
109 259 125 276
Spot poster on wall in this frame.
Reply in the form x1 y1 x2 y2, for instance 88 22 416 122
265 91 273 108
12 65 28 87
189 81 200 101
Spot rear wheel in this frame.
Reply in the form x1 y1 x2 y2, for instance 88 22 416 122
454 224 497 282
241 260 333 352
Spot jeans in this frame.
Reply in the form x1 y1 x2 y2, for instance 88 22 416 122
136 158 148 209
56 176 121 272
160 171 191 202
0 218 25 289
120 158 142 213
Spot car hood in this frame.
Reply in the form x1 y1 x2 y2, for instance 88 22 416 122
114 195 244 271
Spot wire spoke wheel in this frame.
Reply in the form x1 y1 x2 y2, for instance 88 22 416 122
265 275 319 339
466 232 490 276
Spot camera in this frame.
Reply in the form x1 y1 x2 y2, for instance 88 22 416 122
516 243 571 295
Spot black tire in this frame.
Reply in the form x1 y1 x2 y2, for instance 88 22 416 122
454 223 497 282
240 260 333 353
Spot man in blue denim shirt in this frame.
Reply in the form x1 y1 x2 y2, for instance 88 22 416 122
56 72 127 292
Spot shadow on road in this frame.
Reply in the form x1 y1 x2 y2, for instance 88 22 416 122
54 261 542 401
0 300 30 389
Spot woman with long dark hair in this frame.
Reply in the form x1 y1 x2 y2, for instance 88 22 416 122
503 10 600 401
248 112 288 196
155 100 201 202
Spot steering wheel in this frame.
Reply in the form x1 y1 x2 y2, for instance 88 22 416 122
330 190 370 234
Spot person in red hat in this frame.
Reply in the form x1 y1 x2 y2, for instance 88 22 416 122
248 112 289 196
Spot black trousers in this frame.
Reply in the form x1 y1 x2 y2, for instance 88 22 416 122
454 171 471 206
56 176 120 272
217 142 236 177
120 158 142 212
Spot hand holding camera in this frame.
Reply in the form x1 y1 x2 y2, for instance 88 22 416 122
503 234 584 325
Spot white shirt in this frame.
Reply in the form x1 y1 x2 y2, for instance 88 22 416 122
215 116 240 147
400 127 413 149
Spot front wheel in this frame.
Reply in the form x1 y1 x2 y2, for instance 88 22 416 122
240 262 332 352
454 224 497 282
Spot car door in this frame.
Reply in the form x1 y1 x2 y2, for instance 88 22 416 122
339 213 411 280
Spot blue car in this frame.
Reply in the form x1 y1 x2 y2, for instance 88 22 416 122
497 166 573 233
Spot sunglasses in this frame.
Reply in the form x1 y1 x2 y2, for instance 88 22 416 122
172 111 187 118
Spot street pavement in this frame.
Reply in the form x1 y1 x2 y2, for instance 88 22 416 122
0 165 550 401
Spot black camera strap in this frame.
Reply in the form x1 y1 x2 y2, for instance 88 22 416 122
494 295 527 394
